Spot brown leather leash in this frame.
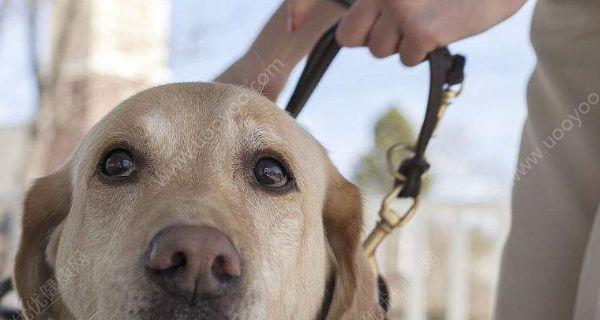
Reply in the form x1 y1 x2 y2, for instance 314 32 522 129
285 23 465 316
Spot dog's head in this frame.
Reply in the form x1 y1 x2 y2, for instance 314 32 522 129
14 83 382 319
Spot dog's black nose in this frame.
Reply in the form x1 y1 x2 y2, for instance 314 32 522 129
145 224 241 303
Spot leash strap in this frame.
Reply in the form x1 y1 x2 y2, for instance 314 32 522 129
284 32 465 200
286 23 340 118
396 48 464 198
284 18 465 317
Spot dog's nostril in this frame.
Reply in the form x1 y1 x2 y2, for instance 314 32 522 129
154 251 187 275
212 255 228 282
171 252 187 268
211 255 238 283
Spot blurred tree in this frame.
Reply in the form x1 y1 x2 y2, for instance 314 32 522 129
353 106 418 195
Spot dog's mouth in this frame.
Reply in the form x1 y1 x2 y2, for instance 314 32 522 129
135 290 245 320
131 272 335 320
149 304 226 320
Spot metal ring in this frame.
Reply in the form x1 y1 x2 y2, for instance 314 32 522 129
385 143 414 183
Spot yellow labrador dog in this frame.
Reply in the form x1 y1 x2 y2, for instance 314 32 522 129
14 83 383 320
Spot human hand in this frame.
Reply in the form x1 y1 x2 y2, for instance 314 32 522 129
288 0 527 65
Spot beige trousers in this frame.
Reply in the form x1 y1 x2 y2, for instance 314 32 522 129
495 0 600 319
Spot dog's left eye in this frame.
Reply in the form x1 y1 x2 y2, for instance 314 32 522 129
253 157 292 189
101 149 136 178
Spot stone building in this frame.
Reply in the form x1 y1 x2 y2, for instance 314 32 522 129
0 0 170 277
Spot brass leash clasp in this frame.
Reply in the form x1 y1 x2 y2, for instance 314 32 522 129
363 143 422 276
363 186 420 276
435 83 464 134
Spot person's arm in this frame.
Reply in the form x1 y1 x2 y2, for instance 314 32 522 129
215 0 346 101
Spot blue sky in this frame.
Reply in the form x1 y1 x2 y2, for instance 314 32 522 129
171 1 537 203
0 0 537 203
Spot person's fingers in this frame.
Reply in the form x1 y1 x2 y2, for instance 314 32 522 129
398 22 440 66
287 0 320 32
336 0 380 47
366 11 402 58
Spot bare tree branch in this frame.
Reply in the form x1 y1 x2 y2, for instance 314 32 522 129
25 0 79 140
25 0 80 100
22 0 82 181
46 0 79 89
27 0 42 99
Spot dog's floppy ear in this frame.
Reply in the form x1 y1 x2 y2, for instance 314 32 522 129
323 168 384 319
14 165 72 319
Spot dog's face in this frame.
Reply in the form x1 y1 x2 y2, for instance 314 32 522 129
14 83 382 320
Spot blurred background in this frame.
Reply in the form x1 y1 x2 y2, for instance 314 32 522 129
0 0 536 318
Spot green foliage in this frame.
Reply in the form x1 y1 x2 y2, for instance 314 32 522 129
373 107 414 150
353 106 430 195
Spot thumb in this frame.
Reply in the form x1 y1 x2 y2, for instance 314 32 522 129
287 0 319 32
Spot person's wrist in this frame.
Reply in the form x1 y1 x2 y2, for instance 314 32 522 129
241 50 293 74
219 52 293 101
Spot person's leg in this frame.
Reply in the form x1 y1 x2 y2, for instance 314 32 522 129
574 204 600 320
495 1 600 319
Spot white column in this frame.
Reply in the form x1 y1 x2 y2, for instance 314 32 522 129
407 215 428 320
446 211 470 320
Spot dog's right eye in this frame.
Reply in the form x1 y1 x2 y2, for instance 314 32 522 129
101 149 136 178
252 157 293 190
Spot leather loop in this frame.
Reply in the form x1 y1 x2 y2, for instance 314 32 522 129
396 157 430 198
